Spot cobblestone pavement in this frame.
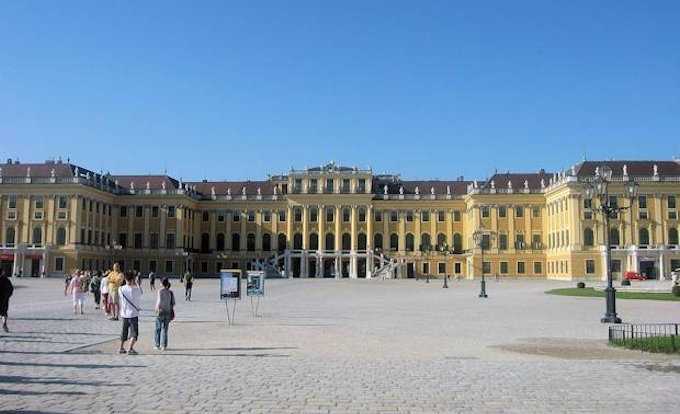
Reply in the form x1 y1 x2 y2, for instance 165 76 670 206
1 277 679 413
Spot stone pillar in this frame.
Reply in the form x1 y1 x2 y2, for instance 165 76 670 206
302 205 309 250
659 252 665 280
335 205 341 251
318 205 325 252
160 205 167 248
255 209 262 251
286 206 293 250
350 205 358 278
210 211 217 250
367 206 373 278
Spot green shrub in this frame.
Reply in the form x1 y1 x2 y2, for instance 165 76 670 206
621 279 631 286
576 282 586 289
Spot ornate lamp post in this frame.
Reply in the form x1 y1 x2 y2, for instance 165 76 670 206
472 230 494 298
585 166 639 324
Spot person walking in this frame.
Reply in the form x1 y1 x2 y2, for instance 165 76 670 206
119 271 143 355
65 270 86 314
149 271 156 291
100 271 110 316
108 263 125 321
154 278 175 351
183 270 193 301
90 271 102 310
0 271 14 333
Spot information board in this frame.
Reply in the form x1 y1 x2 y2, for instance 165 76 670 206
247 271 265 297
220 269 241 299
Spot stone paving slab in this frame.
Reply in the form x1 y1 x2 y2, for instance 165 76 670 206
1 278 679 413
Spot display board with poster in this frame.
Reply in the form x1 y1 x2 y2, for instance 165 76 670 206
220 269 241 300
219 269 241 326
246 271 265 297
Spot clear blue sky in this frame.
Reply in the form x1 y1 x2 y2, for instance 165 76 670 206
1 1 678 181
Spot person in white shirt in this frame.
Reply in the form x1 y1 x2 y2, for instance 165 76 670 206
118 272 143 355
100 273 109 316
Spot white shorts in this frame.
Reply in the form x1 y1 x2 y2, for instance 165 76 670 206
73 293 85 305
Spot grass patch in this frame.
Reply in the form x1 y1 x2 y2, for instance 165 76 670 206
546 287 680 301
611 336 680 354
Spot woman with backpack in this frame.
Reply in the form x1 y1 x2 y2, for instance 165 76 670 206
154 278 175 351
90 271 102 310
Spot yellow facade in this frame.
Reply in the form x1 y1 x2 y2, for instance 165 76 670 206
1 159 679 280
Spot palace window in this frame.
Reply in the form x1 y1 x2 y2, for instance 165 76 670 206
232 233 240 251
326 179 334 193
357 179 366 193
532 207 541 217
499 234 508 250
218 213 225 222
437 210 445 222
390 211 398 222
584 228 594 246
438 263 446 274
5 227 16 247
534 262 542 274
56 227 67 246
342 208 350 222
58 196 68 209
263 211 271 222
532 234 542 249
152 206 159 218
482 262 491 274
454 262 462 274
134 233 143 249
374 210 382 222
405 234 415 251
120 206 127 217
358 208 366 222
669 228 679 246
422 210 430 222
586 259 595 274
342 179 350 193
373 233 383 250
118 233 127 248
500 262 508 274
453 210 461 222
248 211 255 222
517 261 525 274
278 210 286 222
668 195 676 209
203 211 209 222
326 207 334 222
294 208 302 222
262 233 271 251
422 262 430 275
55 257 65 272
247 233 255 251
390 233 399 251
406 211 413 222
309 233 318 250
309 179 318 193
166 233 175 249
168 206 176 218
8 195 17 209
515 206 524 218
639 228 650 246
481 206 490 218
233 210 240 221
638 195 647 209
165 261 174 274
136 206 143 218
310 208 318 223
498 206 506 218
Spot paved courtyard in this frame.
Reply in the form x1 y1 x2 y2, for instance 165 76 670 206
1 277 679 413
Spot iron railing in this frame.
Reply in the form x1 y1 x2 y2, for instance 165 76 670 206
609 323 679 353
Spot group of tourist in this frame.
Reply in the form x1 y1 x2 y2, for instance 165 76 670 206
62 263 182 353
0 264 197 353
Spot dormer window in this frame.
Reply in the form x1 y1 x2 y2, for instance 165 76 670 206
309 179 318 194
342 179 350 193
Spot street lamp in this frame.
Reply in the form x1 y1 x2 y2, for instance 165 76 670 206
472 230 494 298
585 166 639 324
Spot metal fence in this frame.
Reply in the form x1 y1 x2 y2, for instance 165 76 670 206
609 323 679 353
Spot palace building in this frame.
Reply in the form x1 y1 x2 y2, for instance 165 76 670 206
0 158 679 281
